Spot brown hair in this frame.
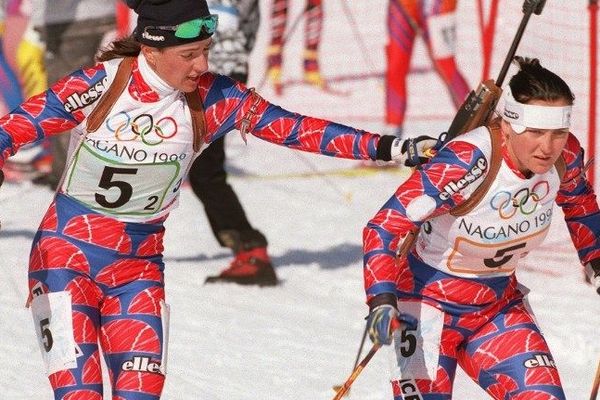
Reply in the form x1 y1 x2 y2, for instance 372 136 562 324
96 36 142 62
509 56 575 105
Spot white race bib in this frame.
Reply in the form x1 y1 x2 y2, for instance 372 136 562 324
160 300 170 375
65 143 182 216
388 301 444 381
426 13 458 58
31 292 78 375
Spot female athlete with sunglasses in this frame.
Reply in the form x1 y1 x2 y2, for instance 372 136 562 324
0 0 438 398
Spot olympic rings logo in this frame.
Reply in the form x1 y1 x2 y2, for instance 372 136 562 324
490 181 550 220
105 112 178 146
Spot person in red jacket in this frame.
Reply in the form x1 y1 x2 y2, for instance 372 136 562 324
385 0 469 137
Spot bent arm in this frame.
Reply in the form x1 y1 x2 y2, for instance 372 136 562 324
555 133 600 265
363 140 487 302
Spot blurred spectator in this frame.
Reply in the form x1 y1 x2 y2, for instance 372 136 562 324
32 0 116 188
385 0 469 137
0 0 51 181
266 0 323 95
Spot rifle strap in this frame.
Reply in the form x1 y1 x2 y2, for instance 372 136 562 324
184 89 206 152
86 56 206 152
450 123 502 217
397 124 501 257
555 153 566 180
87 57 134 133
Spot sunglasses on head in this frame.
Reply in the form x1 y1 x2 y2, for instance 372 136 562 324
144 14 219 39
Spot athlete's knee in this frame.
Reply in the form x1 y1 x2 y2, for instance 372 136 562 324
104 301 170 398
30 291 104 396
392 378 445 399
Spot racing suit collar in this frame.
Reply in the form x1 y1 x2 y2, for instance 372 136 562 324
136 53 179 99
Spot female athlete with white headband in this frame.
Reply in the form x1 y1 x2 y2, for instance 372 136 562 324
362 56 600 399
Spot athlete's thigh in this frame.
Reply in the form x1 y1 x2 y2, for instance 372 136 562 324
28 228 104 397
459 300 566 399
389 300 460 399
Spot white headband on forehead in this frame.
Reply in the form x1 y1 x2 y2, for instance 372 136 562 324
501 87 572 134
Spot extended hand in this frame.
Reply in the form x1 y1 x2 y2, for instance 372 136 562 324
391 134 443 168
366 305 417 345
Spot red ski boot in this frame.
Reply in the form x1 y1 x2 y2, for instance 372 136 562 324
205 247 278 286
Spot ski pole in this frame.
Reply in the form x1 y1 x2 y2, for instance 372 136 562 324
338 0 377 74
332 324 369 395
351 324 369 375
332 342 381 400
590 357 600 400
331 319 403 400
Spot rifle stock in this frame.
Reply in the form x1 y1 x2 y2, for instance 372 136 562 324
446 79 502 140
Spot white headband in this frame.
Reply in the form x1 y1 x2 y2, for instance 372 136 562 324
501 87 572 134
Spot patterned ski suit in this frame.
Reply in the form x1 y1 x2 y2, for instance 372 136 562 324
0 54 383 399
363 126 600 399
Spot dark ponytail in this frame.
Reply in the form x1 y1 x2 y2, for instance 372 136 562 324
508 56 574 105
96 36 142 62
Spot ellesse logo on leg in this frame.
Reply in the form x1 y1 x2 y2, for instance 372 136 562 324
523 354 556 369
122 356 164 374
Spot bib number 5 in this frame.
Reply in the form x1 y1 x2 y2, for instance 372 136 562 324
95 167 138 208
66 143 181 215
484 242 527 268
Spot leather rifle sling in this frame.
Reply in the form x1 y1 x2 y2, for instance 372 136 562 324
398 122 501 256
86 57 134 133
184 89 207 152
451 122 502 216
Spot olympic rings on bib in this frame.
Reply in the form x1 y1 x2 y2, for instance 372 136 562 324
105 112 178 146
490 181 550 219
